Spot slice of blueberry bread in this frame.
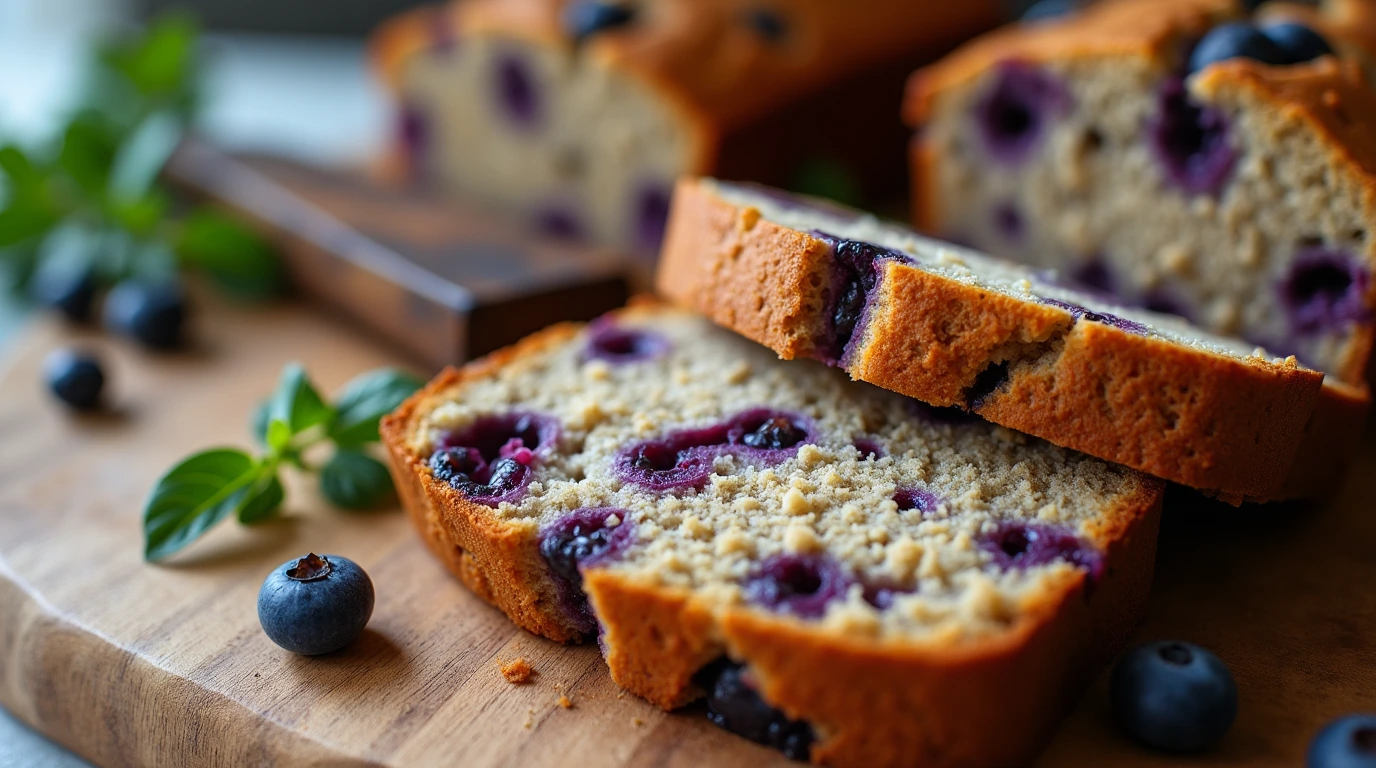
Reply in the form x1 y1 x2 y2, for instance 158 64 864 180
368 0 1003 250
658 178 1370 502
905 0 1376 385
380 303 1162 767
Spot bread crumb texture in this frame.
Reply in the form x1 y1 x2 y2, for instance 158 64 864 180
411 309 1151 643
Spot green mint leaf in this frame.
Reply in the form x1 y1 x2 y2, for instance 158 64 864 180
328 368 425 447
0 146 62 248
237 471 285 524
109 110 183 202
102 13 199 103
251 399 271 445
142 448 259 561
265 363 333 450
319 449 395 510
58 112 121 198
175 209 282 300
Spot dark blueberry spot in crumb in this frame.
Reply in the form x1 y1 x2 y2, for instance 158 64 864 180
563 1 636 41
812 232 906 365
1147 78 1236 196
539 508 635 634
1188 22 1287 73
744 554 852 618
745 8 789 43
535 204 583 241
633 183 673 251
493 53 540 129
893 487 941 514
1141 289 1190 321
852 437 884 459
1259 22 1334 66
1068 258 1115 296
1280 249 1370 334
964 360 1012 409
585 322 670 364
1042 298 1148 335
398 105 428 164
974 61 1070 166
979 523 1104 587
861 579 915 611
429 413 559 505
994 202 1025 241
698 660 814 760
741 416 809 450
615 409 814 492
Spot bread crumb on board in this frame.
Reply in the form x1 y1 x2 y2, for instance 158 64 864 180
558 695 573 709
501 658 535 684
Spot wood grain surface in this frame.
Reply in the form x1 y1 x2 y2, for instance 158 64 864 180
0 293 1372 768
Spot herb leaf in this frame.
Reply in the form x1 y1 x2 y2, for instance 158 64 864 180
320 449 395 510
329 368 425 447
175 209 282 300
142 448 259 560
265 363 332 450
237 472 285 524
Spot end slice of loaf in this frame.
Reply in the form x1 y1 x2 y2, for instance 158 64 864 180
905 0 1376 385
381 303 1161 767
658 177 1368 502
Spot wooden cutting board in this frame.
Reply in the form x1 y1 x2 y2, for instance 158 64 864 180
0 294 1372 768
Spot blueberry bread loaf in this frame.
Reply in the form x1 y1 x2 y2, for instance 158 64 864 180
657 178 1369 502
905 0 1376 384
380 303 1162 767
369 0 1002 250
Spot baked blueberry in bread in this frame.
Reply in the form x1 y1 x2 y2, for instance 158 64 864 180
369 0 1003 250
657 177 1369 502
380 304 1162 767
905 0 1376 385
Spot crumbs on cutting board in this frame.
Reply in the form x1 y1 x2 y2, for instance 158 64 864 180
558 695 573 709
501 658 535 684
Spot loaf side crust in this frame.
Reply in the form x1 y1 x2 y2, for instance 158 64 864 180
658 178 1329 501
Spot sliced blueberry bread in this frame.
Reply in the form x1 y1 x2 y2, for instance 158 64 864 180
369 0 1002 250
380 303 1162 767
657 178 1370 502
906 0 1376 385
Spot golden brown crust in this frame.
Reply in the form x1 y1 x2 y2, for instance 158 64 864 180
1280 378 1371 500
658 178 1333 501
381 323 590 644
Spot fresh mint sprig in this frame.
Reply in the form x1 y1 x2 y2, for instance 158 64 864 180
142 364 424 561
0 13 282 302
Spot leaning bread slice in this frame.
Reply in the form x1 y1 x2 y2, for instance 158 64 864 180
657 178 1364 502
381 303 1161 768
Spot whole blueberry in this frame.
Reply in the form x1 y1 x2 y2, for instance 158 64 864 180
258 553 374 655
1260 22 1334 65
1020 0 1080 22
30 260 97 323
103 279 188 350
1308 715 1376 768
44 349 105 410
562 1 635 41
1110 641 1238 752
1189 22 1287 73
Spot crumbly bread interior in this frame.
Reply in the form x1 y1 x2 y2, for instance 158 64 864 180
402 32 696 248
707 180 1297 367
406 308 1155 643
921 54 1373 377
